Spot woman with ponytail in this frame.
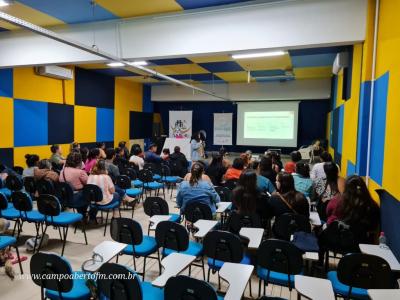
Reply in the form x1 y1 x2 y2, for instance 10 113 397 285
177 162 220 215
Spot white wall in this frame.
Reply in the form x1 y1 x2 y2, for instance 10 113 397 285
0 0 367 67
151 78 331 102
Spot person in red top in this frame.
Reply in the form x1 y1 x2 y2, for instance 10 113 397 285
224 158 245 180
284 151 302 174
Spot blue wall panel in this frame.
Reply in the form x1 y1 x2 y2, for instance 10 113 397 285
14 100 48 147
48 103 74 145
0 68 13 98
96 108 114 142
369 72 389 185
347 160 356 176
0 148 14 167
356 81 371 176
329 76 338 147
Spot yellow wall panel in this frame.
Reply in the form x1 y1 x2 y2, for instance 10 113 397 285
114 78 143 147
14 67 74 104
13 144 70 168
0 97 13 148
237 54 292 71
294 67 332 79
74 106 96 143
150 64 209 75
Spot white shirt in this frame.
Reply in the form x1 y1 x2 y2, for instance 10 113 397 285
310 162 326 181
129 155 144 170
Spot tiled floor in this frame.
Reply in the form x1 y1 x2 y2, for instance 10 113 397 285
0 186 331 300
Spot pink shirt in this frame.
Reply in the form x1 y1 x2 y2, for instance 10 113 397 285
60 167 88 191
84 159 97 173
87 174 115 205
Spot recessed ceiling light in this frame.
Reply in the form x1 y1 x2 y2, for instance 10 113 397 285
107 62 125 67
0 0 11 7
129 61 148 66
232 51 286 59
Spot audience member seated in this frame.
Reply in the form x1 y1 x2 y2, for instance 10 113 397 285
49 144 66 167
190 132 204 162
310 139 323 163
80 147 89 166
184 161 212 184
104 148 120 179
269 172 310 218
59 152 89 215
96 142 107 159
224 158 245 181
70 142 80 153
169 146 189 178
129 146 145 170
269 151 283 173
259 156 277 187
23 154 39 178
310 151 332 181
284 151 302 174
326 175 380 243
206 153 227 186
118 141 130 160
129 143 144 158
240 153 250 169
313 162 345 221
161 148 170 160
245 150 254 162
293 162 314 197
231 169 259 215
256 164 276 194
33 159 59 182
177 162 220 215
114 146 129 169
84 148 100 173
144 144 162 164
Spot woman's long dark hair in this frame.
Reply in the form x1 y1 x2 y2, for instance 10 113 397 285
324 162 339 193
339 175 379 226
189 162 204 186
209 153 223 168
277 172 309 215
191 132 201 143
87 148 100 160
232 169 258 214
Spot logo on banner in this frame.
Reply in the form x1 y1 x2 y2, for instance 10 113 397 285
170 119 191 138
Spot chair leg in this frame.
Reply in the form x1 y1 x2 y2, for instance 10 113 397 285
218 273 221 290
248 278 252 298
61 226 69 256
207 267 211 282
14 244 23 274
58 226 63 240
201 257 206 280
258 278 262 298
133 255 137 270
12 220 18 236
188 264 192 276
143 256 147 280
103 211 109 237
157 250 162 275
82 222 88 245
35 223 46 253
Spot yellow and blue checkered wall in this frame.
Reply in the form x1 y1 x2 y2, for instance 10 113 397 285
0 66 148 167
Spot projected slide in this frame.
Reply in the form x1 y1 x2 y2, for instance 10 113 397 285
237 101 299 147
244 111 294 139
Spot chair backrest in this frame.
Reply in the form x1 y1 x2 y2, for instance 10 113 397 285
5 174 23 191
160 164 171 178
203 230 243 264
110 218 143 248
257 239 303 276
55 182 75 208
337 253 394 291
214 186 232 202
144 163 161 175
228 211 262 234
0 192 8 211
143 197 170 217
37 194 61 217
318 220 358 254
273 213 311 241
23 176 37 194
11 191 33 212
223 179 238 190
122 168 137 180
97 263 143 300
155 221 189 252
165 275 218 300
138 169 154 183
184 202 213 223
36 178 56 195
169 160 184 177
30 252 73 294
82 184 103 204
115 175 132 190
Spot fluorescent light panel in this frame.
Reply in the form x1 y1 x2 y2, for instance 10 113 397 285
232 50 286 59
129 61 148 66
107 62 125 67
0 0 10 7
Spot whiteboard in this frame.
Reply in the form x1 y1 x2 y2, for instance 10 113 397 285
162 138 191 160
214 113 233 145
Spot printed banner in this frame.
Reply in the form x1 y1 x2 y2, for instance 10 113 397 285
214 113 233 145
169 110 192 138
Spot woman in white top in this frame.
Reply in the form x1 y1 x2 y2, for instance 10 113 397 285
129 147 145 170
23 154 39 178
191 132 204 162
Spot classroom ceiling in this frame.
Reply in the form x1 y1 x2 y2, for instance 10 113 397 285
0 0 280 31
77 46 345 84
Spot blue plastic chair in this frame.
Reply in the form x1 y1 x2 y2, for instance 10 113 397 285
143 197 181 235
115 175 141 217
97 263 163 300
0 235 23 274
30 252 90 300
37 194 87 256
110 217 161 280
256 239 303 297
155 220 205 279
327 253 394 299
139 169 164 198
160 164 182 198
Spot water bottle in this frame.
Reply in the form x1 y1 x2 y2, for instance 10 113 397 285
379 232 388 248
